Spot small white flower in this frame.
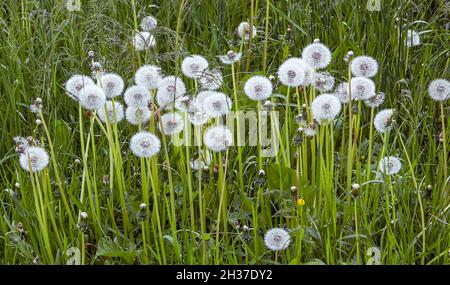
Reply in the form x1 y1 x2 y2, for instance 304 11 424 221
133 31 156 51
406 30 420 48
202 92 231 118
79 85 106 110
140 15 157 31
283 57 315 86
203 125 233 152
379 156 402 176
156 76 186 109
65 75 95 100
97 101 124 124
135 65 163 90
428 79 450 102
277 59 306 87
19 146 49 172
311 93 342 123
302 42 332 69
130 132 161 158
125 106 152 126
181 55 209 79
244 75 273 101
199 69 223 90
351 56 378 78
159 112 184 135
351 77 376 100
237 21 256 41
124 85 151 107
264 228 290 251
374 108 394 133
334 82 350 103
219 51 242 65
101 73 124 98
312 72 335 92
365 92 385 108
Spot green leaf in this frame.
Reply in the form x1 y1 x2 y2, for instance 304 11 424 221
96 238 138 264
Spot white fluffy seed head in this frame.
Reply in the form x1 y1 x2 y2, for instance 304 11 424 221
19 146 49 172
312 72 335 92
133 31 156 51
202 92 231 118
237 21 257 41
140 15 157 31
203 125 233 152
135 65 163 90
284 57 315 86
181 55 209 79
374 108 394 133
79 85 106 110
277 60 306 87
302 42 332 69
264 228 290 251
125 106 152 126
365 92 385 108
101 73 124 98
130 132 161 158
65 75 95 100
334 82 350 103
219 51 242 65
351 56 378 78
406 30 421 48
124 85 151 107
97 101 124 124
311 93 342 123
159 112 184 135
199 69 223 90
244 75 273 101
156 76 186 109
351 77 376 100
379 156 402 176
428 79 450 102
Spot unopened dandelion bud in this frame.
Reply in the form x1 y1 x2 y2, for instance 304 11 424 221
35 97 42 104
88 50 95 59
74 158 81 165
290 186 297 192
103 175 110 185
35 119 42 125
80 212 88 220
268 75 275 81
15 182 20 189
313 38 320 43
242 225 249 231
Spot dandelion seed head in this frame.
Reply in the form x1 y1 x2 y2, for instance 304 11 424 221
130 132 161 158
244 75 273 101
159 112 184 135
203 125 233 152
351 56 378 78
351 77 376 100
219 51 242 65
312 72 335 92
65 75 95 100
237 21 257 41
379 156 402 176
101 73 124 98
277 60 306 87
181 55 209 79
135 65 163 90
79 85 106 110
125 106 152 126
365 92 385 108
97 101 124 124
334 82 350 103
199 69 223 90
374 108 394 133
156 76 186 108
19 146 49 172
302 42 332 69
264 228 290 251
124 85 151 107
202 92 231 118
406 30 421 48
311 93 342 123
140 15 157 31
284 57 315 86
133 31 156 51
428 79 450 102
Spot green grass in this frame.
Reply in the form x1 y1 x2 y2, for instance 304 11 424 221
0 0 449 265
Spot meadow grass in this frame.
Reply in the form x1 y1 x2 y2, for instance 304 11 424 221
0 0 449 265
